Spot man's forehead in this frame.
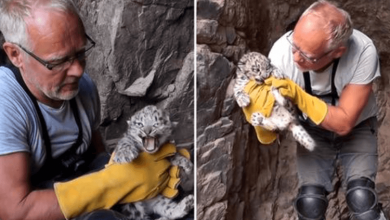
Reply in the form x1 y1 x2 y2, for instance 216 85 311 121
26 9 84 42
293 15 330 54
24 9 86 60
296 13 327 35
26 7 80 29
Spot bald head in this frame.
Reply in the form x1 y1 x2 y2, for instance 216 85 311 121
297 0 353 50
0 0 83 48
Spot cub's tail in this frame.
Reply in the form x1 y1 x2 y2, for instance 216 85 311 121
289 123 315 151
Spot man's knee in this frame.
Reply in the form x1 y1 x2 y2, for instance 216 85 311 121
294 185 328 220
346 178 383 220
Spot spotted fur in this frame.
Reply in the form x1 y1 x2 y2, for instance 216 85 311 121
113 105 194 220
234 52 315 151
234 51 285 108
113 105 174 163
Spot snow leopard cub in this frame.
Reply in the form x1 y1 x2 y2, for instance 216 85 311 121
233 52 315 151
112 105 194 220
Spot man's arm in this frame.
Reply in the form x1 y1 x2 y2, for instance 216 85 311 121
321 83 372 136
265 77 375 136
0 152 64 220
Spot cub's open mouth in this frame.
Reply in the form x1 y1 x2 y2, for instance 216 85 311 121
143 137 159 153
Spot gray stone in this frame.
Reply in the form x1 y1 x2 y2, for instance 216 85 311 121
119 69 155 97
197 0 225 20
159 52 195 148
198 171 227 207
74 0 194 144
197 0 390 219
202 202 227 220
197 19 219 44
225 26 236 44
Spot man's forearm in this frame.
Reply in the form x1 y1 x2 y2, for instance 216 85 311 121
5 189 64 220
319 84 372 136
320 105 355 136
0 153 64 220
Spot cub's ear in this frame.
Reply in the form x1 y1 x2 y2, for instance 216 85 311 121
272 68 285 79
266 57 271 66
126 120 131 126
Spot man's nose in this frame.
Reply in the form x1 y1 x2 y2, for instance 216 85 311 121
292 49 304 63
66 58 84 78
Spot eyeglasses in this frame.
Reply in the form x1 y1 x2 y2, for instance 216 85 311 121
15 34 96 71
286 31 333 64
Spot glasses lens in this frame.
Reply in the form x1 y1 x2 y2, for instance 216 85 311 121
287 33 316 63
51 60 72 71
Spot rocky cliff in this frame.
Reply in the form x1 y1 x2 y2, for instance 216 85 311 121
73 0 195 151
197 0 390 219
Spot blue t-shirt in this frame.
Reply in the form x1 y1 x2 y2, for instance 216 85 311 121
0 66 101 175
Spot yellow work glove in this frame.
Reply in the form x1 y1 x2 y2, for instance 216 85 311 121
242 79 278 144
265 76 328 125
177 148 191 160
54 143 180 219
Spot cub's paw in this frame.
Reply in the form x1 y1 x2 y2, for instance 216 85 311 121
236 92 250 107
166 194 194 219
251 112 278 131
179 195 194 215
251 112 265 127
271 86 288 106
112 149 138 164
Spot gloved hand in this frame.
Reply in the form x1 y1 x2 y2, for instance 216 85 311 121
264 77 328 125
177 148 191 160
54 143 180 219
242 79 278 144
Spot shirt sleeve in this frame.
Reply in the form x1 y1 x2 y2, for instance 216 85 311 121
350 44 380 84
269 35 287 71
0 90 31 155
268 31 295 80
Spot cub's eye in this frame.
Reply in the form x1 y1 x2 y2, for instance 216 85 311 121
153 122 160 127
134 122 143 127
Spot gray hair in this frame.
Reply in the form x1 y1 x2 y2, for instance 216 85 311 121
0 0 80 50
301 0 353 50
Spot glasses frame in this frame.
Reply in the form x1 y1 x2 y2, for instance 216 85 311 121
286 31 333 64
15 34 96 71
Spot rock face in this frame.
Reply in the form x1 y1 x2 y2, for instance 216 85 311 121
72 0 195 150
197 1 390 220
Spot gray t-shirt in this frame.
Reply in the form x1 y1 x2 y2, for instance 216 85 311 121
0 67 101 174
268 29 381 125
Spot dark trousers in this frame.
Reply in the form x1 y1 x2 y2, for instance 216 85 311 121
297 117 378 192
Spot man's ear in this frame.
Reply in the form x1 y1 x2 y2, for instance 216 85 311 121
2 42 23 67
333 45 347 59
